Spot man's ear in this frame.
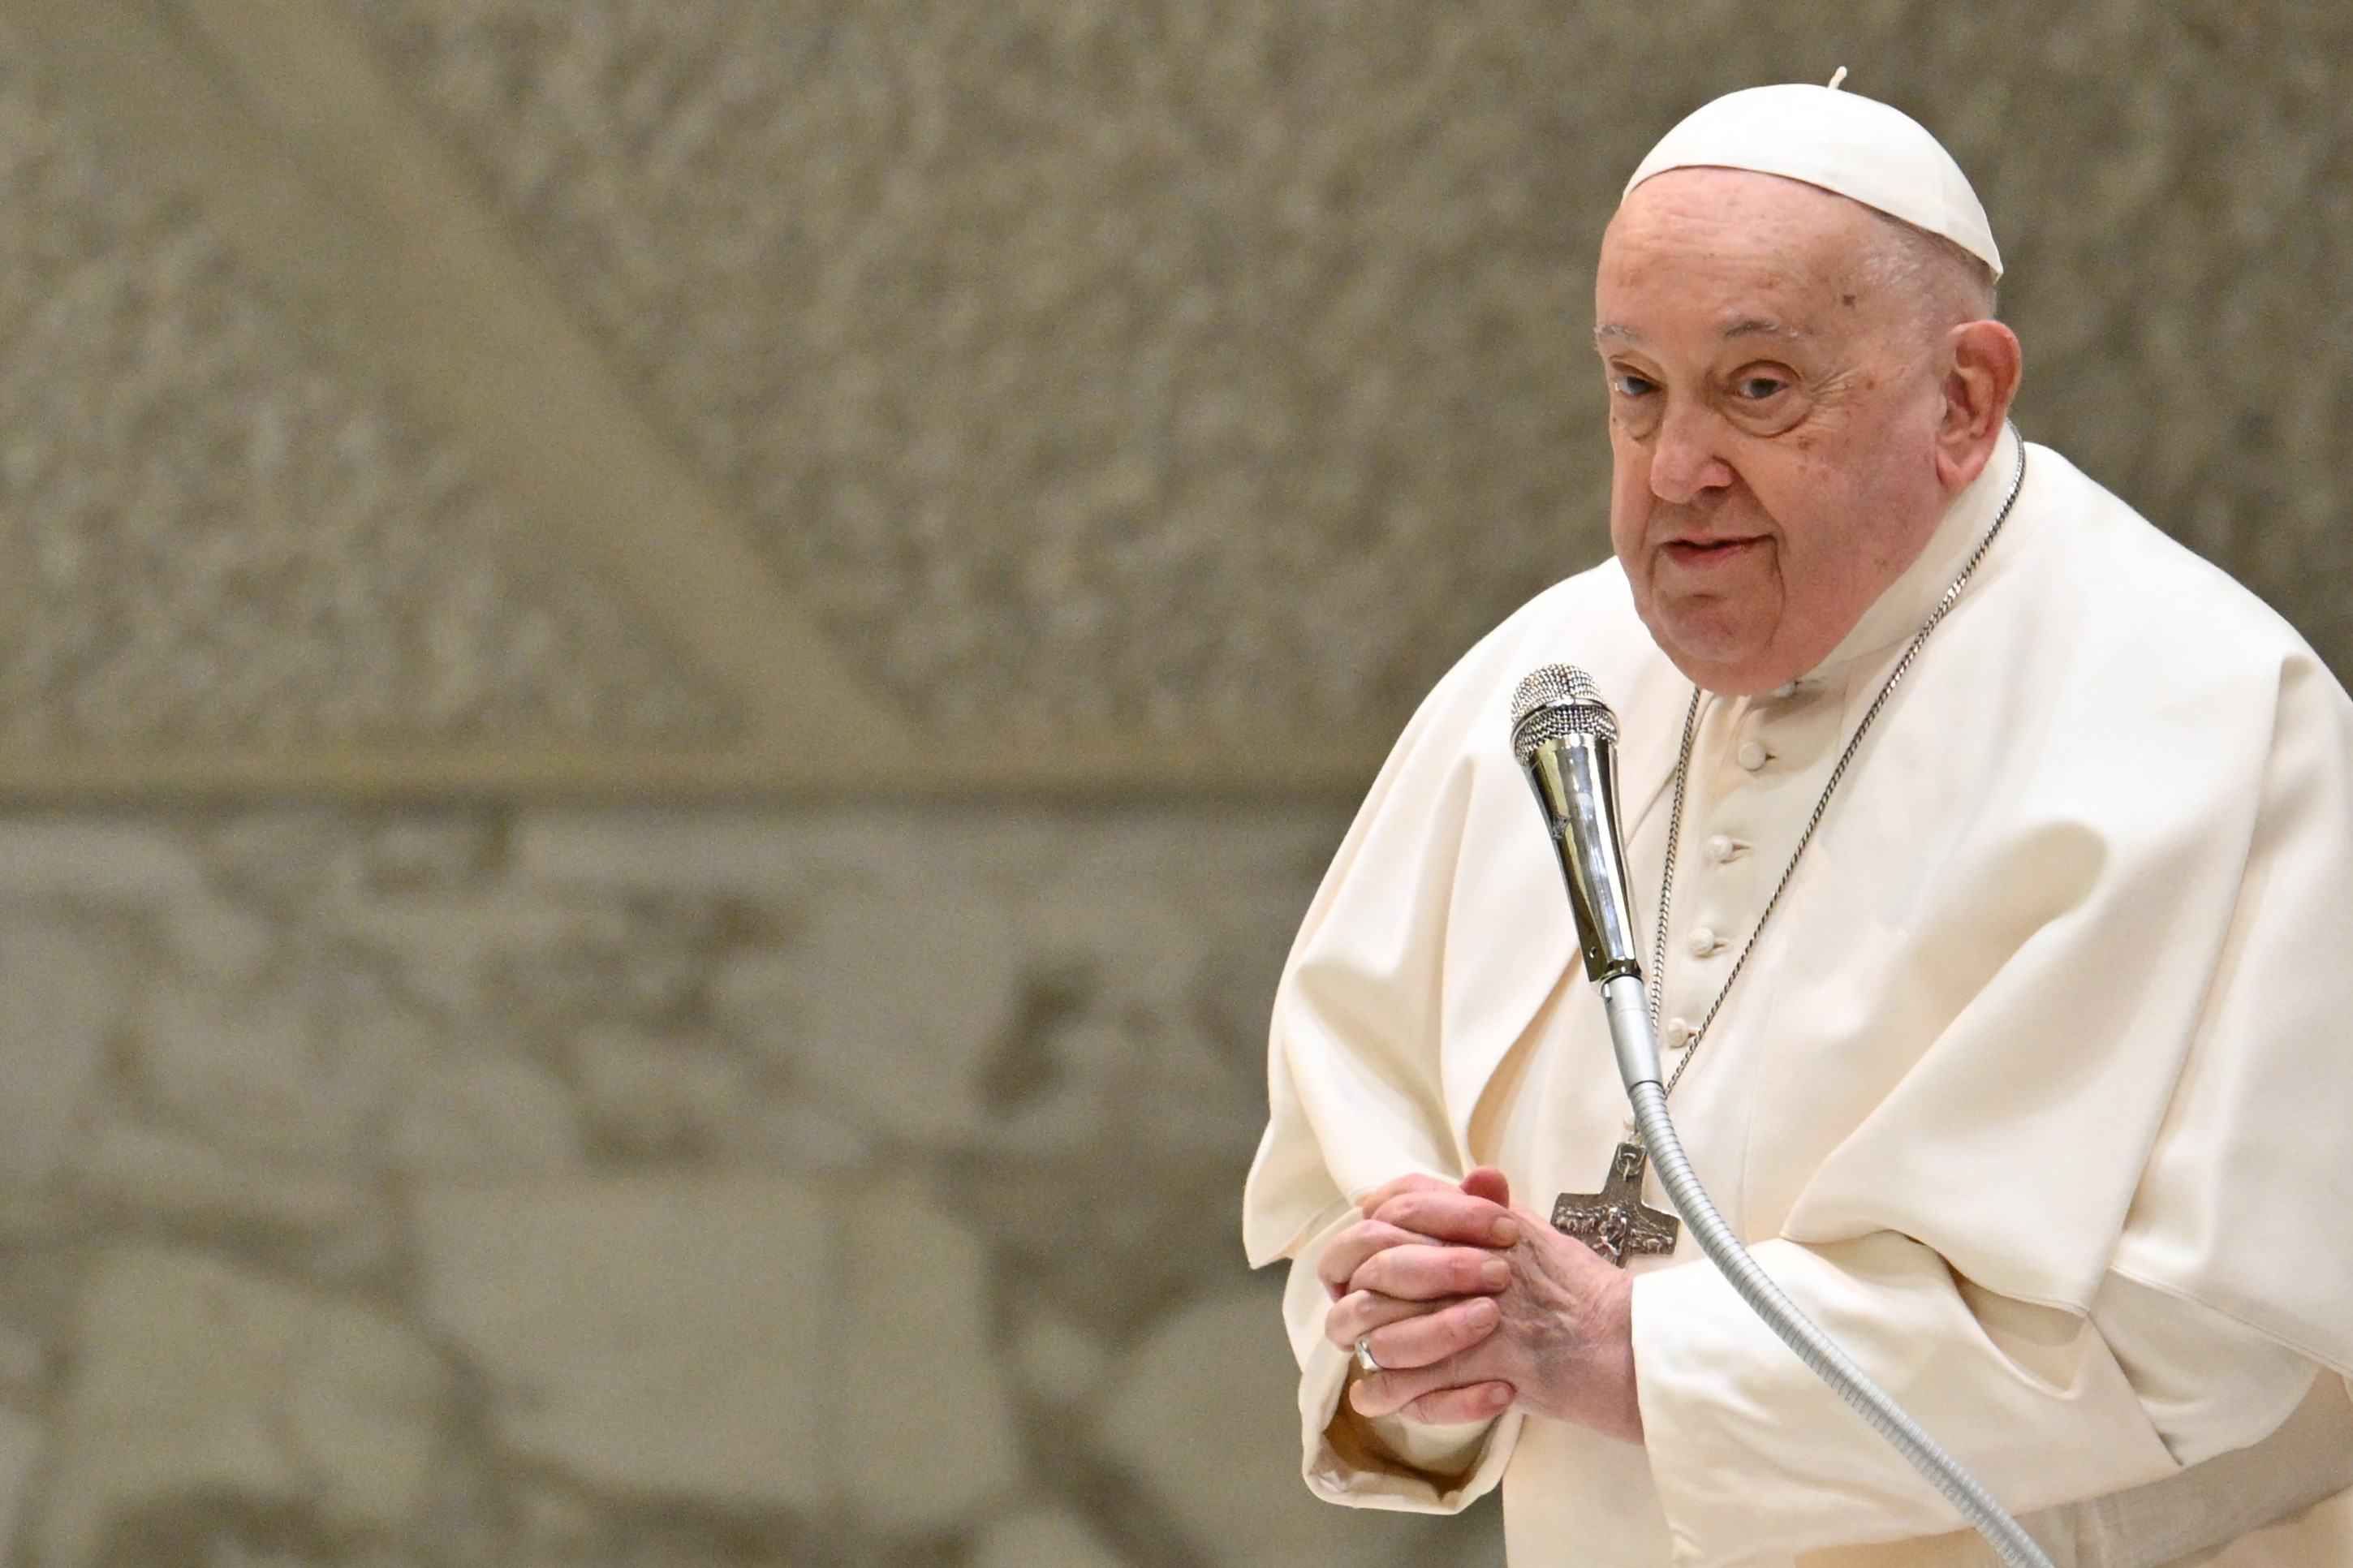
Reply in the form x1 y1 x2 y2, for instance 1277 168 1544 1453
1934 318 2023 490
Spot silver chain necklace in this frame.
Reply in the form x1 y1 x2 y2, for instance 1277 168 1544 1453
1549 428 2029 1266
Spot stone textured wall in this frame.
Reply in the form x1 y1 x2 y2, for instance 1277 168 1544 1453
0 805 1510 1566
0 41 729 746
0 0 2343 1564
354 0 1602 734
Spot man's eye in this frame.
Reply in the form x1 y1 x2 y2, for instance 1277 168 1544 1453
1736 376 1788 400
1611 373 1657 398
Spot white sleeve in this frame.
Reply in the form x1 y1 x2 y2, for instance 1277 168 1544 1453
1279 1207 1522 1514
1626 1230 2314 1566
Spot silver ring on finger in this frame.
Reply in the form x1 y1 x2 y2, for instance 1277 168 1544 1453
1353 1334 1383 1376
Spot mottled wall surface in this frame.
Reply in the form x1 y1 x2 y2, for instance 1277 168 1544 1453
0 0 2343 1564
0 44 727 746
0 807 1513 1567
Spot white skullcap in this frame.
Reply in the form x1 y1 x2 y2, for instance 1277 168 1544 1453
1623 80 2002 281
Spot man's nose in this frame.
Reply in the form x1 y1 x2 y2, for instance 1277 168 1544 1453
1648 405 1735 504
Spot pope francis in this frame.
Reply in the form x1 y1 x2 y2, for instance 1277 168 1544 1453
1242 82 2353 1567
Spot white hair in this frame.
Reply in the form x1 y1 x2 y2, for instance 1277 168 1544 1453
1863 210 1999 334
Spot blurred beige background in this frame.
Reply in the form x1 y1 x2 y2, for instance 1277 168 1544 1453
0 2 2342 1565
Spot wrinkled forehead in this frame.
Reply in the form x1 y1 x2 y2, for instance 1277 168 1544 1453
1600 169 1888 315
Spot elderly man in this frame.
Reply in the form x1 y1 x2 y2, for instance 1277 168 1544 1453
1243 84 2353 1566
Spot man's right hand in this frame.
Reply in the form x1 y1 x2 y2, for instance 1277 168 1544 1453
1319 1170 1522 1407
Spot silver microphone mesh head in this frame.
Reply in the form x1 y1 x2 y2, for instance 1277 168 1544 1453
1509 663 1618 759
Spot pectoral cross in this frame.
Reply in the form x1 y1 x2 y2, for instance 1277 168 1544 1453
1552 1142 1681 1266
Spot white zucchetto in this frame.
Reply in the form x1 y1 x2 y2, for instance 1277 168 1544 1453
1623 81 2003 281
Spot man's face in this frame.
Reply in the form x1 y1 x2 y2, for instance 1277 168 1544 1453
1595 170 1954 694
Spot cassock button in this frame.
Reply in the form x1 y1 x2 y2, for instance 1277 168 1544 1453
1687 926 1721 958
1706 834 1743 864
1736 739 1770 772
1662 1017 1693 1050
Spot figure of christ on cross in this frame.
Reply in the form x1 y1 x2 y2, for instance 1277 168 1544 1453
1551 1142 1681 1266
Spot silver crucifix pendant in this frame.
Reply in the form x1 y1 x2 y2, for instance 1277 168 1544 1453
1552 1142 1681 1266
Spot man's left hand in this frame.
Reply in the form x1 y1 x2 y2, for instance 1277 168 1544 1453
1346 1170 1645 1444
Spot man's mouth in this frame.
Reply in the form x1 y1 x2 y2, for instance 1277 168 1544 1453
1661 536 1766 568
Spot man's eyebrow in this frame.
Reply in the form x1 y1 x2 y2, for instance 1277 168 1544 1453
1592 321 1810 346
1723 318 1808 342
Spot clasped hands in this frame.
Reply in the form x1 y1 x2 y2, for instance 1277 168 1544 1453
1319 1166 1644 1443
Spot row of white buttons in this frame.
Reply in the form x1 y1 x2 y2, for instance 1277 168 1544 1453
1663 697 1794 1064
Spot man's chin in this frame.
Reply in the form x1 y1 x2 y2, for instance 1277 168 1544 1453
1651 628 1796 697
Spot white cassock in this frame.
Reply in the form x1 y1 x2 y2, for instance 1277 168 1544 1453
1242 425 2353 1566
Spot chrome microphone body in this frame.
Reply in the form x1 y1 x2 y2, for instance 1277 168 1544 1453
1509 666 1644 987
1507 663 2055 1568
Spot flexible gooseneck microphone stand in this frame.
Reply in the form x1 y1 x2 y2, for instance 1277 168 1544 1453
1513 665 2056 1568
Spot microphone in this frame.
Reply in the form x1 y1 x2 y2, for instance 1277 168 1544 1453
1509 664 1645 988
1509 662 1663 1099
